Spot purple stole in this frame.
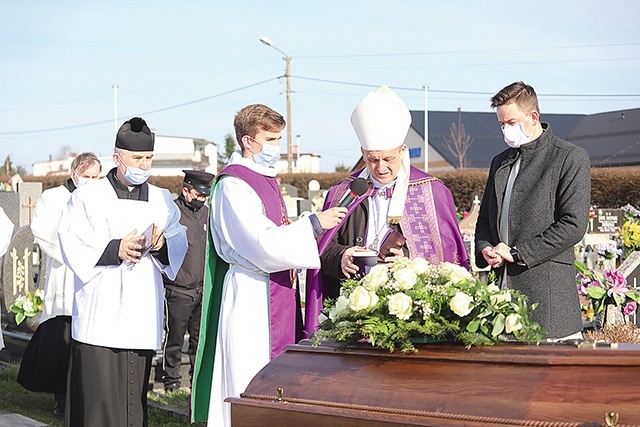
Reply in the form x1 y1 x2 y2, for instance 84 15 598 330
220 165 301 360
304 167 469 337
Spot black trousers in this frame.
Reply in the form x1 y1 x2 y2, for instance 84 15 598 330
162 287 202 388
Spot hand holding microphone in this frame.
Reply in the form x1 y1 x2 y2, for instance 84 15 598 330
317 178 368 230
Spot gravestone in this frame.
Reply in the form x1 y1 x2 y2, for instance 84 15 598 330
588 208 624 234
458 195 488 273
580 208 623 272
616 251 640 327
0 180 43 228
0 225 44 313
279 183 298 198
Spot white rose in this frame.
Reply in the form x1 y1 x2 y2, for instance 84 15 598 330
486 284 500 294
505 313 523 333
441 262 474 284
388 292 413 320
349 286 378 312
362 264 389 292
329 295 351 321
449 291 474 317
411 257 430 275
393 268 418 290
489 291 511 307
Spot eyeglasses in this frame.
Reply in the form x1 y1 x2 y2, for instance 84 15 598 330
190 190 207 202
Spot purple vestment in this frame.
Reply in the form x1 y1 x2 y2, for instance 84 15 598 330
304 167 469 337
219 165 302 360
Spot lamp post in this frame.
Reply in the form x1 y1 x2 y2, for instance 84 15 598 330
112 83 119 138
260 37 293 174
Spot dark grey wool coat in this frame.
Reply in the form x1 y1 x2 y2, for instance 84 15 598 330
475 124 591 338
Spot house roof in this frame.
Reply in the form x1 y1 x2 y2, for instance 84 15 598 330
410 108 640 169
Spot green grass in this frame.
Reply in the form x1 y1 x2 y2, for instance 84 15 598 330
0 362 202 427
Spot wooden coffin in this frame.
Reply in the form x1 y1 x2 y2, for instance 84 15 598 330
228 340 640 426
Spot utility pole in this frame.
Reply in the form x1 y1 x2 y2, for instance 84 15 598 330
260 37 293 173
423 84 429 172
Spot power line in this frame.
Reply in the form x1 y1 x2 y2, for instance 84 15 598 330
292 75 640 97
0 78 278 136
297 42 640 59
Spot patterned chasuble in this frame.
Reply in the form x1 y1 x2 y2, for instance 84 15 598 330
217 165 302 360
323 170 445 262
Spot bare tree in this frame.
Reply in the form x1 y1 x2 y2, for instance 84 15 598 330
443 108 473 170
55 145 74 160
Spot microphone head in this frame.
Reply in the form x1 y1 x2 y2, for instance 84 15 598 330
350 177 369 197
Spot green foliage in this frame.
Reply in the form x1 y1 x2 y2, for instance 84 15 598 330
313 258 545 353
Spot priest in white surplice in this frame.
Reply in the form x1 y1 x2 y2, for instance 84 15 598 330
19 152 101 420
59 117 187 427
191 104 346 426
0 207 14 351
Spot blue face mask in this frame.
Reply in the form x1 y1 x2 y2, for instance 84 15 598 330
251 139 282 168
124 165 151 185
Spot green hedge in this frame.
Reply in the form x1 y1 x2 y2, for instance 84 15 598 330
16 166 640 212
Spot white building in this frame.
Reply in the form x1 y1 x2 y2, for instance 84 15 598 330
33 135 218 177
274 145 321 174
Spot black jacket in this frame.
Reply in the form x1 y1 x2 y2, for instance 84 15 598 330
163 194 208 295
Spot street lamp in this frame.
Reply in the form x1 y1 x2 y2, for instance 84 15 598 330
259 37 293 174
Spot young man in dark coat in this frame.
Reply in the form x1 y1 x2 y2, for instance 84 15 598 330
475 81 590 340
162 169 214 393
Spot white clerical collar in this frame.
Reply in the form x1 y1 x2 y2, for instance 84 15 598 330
369 176 396 190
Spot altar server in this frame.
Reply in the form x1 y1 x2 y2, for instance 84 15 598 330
191 103 346 426
19 152 101 419
0 207 14 351
59 117 187 427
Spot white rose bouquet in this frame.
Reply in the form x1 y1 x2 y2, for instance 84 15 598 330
313 258 544 353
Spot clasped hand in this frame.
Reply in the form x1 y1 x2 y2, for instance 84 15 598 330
481 242 514 268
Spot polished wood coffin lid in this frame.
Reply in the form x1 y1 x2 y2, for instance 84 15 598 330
229 340 640 426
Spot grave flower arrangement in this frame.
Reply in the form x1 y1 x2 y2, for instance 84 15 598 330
620 204 640 256
9 288 44 325
575 261 640 317
313 258 545 353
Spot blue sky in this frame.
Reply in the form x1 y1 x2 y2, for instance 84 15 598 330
1 0 639 172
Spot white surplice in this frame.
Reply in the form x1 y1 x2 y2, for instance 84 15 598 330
30 184 75 323
208 152 321 426
59 178 187 350
0 207 14 350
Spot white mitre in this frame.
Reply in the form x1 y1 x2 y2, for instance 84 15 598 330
350 85 412 151
350 85 412 223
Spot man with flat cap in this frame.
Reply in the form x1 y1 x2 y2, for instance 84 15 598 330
162 169 214 394
305 85 469 336
59 117 188 427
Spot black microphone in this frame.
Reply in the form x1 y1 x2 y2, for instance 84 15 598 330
338 178 369 208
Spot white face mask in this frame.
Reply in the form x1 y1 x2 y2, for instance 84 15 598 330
248 136 282 168
75 177 92 188
502 116 533 148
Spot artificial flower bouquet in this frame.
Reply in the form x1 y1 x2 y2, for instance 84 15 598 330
313 258 544 353
9 288 44 325
575 261 640 317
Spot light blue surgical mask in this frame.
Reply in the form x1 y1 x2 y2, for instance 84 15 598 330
124 165 151 185
75 177 92 188
249 137 281 168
